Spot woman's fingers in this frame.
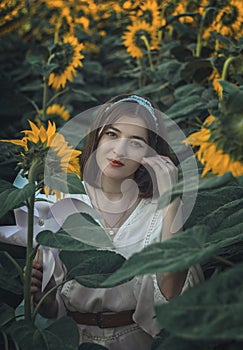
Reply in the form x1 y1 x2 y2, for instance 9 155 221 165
31 279 42 294
142 155 178 196
32 261 43 271
32 265 43 278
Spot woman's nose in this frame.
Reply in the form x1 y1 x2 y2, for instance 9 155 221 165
113 138 127 157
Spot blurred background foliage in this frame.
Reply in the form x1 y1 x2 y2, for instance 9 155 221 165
0 0 243 349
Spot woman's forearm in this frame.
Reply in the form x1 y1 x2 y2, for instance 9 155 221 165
158 197 187 300
156 270 188 300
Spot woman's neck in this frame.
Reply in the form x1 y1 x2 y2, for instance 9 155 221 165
97 175 137 201
85 177 140 213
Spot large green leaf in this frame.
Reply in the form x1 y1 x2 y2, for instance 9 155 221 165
165 95 206 121
0 303 15 327
173 83 204 99
153 331 215 350
185 185 243 229
0 179 13 192
0 181 35 218
158 172 235 209
0 252 23 294
200 197 243 230
154 263 243 341
60 250 125 288
60 213 113 248
36 230 94 251
44 173 86 194
101 222 243 287
9 316 79 350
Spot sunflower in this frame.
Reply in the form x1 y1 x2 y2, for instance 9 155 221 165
48 35 84 90
185 115 243 177
133 0 161 28
46 104 70 121
123 20 159 58
1 120 81 197
214 0 243 39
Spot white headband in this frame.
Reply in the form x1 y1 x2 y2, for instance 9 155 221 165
105 95 159 133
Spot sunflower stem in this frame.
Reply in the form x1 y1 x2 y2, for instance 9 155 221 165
23 158 41 321
137 57 143 88
24 96 41 116
42 77 48 122
195 7 214 57
221 55 237 81
47 88 68 106
140 35 154 71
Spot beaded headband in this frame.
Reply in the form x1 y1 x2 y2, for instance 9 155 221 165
105 95 159 133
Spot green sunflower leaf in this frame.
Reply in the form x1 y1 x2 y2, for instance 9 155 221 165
61 212 113 248
9 316 79 350
44 173 86 194
154 263 243 341
0 303 15 327
0 251 23 294
101 221 243 287
158 172 234 209
0 181 36 218
60 250 125 288
36 229 94 251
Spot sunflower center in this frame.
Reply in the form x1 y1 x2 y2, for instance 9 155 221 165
220 6 238 26
141 10 153 25
52 42 74 73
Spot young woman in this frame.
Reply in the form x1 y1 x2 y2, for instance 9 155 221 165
31 94 203 349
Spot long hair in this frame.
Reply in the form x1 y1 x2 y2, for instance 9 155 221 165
80 94 173 198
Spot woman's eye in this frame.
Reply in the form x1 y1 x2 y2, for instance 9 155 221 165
105 131 117 138
130 140 144 148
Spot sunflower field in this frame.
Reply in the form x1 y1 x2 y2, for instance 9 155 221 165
0 0 243 349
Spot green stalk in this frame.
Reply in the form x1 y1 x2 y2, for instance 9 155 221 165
42 53 55 121
140 35 154 71
42 77 48 121
221 56 237 81
23 159 42 321
137 57 143 88
195 7 214 57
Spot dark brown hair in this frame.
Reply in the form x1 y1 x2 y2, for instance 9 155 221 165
80 94 173 198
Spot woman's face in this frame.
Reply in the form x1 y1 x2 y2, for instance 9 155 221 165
96 115 148 181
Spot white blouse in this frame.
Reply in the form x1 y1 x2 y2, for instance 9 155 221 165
52 193 204 349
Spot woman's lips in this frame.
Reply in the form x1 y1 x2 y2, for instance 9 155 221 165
108 159 124 167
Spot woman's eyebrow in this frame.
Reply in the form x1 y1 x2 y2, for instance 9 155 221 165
108 126 147 143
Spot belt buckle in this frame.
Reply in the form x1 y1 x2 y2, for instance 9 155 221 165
96 312 104 328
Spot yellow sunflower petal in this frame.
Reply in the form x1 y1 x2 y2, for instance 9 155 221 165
0 139 27 147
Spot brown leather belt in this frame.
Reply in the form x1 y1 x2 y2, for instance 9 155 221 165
68 310 135 328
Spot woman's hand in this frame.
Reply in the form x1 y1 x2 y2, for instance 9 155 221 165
30 261 58 318
141 155 178 197
142 155 181 238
